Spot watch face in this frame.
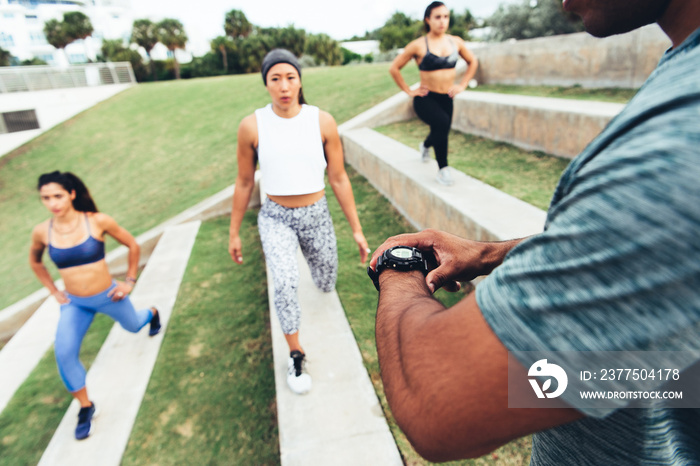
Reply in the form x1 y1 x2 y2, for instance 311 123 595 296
389 247 413 259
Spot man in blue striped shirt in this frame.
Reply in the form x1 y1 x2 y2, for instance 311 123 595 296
370 0 700 463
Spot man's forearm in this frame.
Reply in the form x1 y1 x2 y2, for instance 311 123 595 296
375 270 445 438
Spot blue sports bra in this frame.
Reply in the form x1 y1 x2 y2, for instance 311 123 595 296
48 214 105 269
418 36 459 71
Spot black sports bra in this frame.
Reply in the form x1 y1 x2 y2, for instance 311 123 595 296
418 36 459 71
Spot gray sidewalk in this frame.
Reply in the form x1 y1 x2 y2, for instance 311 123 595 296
0 84 133 158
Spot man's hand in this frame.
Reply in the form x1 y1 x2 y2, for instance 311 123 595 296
370 229 524 293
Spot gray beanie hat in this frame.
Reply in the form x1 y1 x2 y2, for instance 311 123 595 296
261 48 301 84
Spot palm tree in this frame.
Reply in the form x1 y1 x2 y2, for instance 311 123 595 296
156 18 188 80
44 12 93 65
211 36 233 72
131 19 158 81
63 11 93 42
305 33 342 66
44 18 71 63
224 9 252 39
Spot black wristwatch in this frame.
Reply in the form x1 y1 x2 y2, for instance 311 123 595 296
367 246 430 291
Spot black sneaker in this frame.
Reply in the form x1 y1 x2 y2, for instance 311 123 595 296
287 350 312 394
75 402 95 440
149 307 161 336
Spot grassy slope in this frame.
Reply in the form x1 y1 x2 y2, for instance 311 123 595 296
374 119 571 211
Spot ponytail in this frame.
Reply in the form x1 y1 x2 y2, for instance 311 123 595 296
37 171 98 212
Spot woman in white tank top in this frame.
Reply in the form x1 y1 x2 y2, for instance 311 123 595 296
228 49 370 394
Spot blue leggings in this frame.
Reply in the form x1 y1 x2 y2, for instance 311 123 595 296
55 282 153 392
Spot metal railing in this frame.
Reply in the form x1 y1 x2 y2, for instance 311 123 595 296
0 62 136 93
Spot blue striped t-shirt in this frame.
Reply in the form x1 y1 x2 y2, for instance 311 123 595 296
477 27 700 465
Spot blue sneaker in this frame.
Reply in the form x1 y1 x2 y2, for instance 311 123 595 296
75 402 95 440
149 307 161 336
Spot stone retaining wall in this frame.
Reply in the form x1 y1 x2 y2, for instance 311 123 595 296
472 24 670 89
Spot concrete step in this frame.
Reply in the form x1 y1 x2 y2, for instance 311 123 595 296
267 249 403 466
341 127 546 242
37 221 200 466
339 88 624 160
0 296 60 414
452 91 623 159
259 186 402 466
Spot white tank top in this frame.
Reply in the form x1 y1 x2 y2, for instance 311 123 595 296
255 104 327 196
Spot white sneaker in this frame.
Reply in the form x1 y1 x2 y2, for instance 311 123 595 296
436 167 454 186
287 351 312 394
418 142 431 163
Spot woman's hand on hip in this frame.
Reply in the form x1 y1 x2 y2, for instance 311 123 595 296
408 85 429 98
108 281 133 301
52 290 70 304
354 231 371 264
229 235 243 264
448 84 466 98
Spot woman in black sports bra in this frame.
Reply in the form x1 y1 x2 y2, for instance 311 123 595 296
389 1 478 186
28 171 160 440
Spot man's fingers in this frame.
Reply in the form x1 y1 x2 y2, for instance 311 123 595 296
426 269 446 293
442 280 462 293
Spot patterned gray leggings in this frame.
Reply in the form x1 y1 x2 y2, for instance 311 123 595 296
258 196 338 334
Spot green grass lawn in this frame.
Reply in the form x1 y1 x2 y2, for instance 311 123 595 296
123 213 278 465
472 83 637 103
375 119 571 210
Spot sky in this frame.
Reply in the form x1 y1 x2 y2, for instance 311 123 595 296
128 0 518 56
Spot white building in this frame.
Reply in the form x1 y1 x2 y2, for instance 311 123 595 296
0 0 188 66
340 40 380 58
0 0 134 66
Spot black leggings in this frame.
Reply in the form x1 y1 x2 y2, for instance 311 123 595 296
413 92 454 169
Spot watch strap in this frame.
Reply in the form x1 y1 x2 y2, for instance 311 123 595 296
367 246 429 292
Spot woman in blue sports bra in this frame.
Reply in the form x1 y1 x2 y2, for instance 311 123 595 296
389 1 478 186
28 171 161 440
